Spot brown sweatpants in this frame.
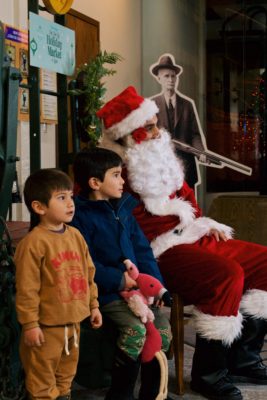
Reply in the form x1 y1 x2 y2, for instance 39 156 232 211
20 324 80 400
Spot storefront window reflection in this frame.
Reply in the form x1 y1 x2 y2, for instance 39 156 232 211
206 1 267 193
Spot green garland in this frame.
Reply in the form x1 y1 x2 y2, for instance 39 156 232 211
69 51 122 145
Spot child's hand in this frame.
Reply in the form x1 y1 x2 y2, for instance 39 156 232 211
154 298 164 308
123 271 137 290
24 327 45 347
90 308 102 329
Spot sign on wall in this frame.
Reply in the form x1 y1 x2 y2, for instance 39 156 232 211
29 12 75 75
41 69 58 123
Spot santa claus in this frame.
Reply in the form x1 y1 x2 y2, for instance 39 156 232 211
97 86 267 400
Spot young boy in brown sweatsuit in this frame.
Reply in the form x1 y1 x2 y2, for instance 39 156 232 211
14 168 102 400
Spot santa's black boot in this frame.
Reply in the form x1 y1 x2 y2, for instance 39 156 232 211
138 357 172 400
190 335 243 400
229 316 267 384
105 348 140 400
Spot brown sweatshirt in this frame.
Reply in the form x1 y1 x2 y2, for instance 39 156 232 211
15 224 99 330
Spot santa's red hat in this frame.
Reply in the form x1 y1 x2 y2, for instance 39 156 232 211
96 86 158 140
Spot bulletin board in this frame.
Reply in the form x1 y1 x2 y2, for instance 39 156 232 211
4 23 58 124
4 24 29 121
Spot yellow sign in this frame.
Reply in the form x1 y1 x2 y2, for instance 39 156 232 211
43 0 73 15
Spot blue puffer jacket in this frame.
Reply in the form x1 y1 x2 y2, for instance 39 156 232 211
71 192 164 306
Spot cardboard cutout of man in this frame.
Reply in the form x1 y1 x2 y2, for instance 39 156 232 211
150 54 206 189
149 54 252 190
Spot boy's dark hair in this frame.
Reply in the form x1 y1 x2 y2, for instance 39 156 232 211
73 147 122 195
24 168 73 230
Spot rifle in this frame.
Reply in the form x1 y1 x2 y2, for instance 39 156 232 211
172 139 252 176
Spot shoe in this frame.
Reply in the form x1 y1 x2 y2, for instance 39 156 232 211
191 336 242 400
190 376 243 400
230 361 267 384
228 315 267 385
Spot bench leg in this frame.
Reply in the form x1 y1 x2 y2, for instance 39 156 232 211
171 293 185 395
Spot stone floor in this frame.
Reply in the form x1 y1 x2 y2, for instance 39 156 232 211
71 321 267 400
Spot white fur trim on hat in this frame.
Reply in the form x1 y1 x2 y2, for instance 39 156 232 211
105 98 159 140
192 307 243 346
151 217 234 258
240 289 267 320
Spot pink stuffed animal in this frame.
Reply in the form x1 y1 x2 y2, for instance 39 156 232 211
120 260 166 325
120 259 169 400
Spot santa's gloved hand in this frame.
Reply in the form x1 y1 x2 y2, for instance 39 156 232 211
161 291 172 307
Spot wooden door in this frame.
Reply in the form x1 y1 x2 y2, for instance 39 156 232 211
64 9 100 161
66 9 100 72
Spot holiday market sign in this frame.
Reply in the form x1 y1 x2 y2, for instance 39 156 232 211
29 12 75 75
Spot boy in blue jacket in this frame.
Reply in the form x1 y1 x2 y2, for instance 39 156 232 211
71 147 172 400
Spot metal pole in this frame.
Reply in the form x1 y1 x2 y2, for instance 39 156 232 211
28 0 41 172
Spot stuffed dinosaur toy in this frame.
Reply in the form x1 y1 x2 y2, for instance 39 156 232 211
120 259 170 400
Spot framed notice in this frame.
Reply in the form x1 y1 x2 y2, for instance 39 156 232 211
40 69 58 123
19 88 29 114
19 48 29 77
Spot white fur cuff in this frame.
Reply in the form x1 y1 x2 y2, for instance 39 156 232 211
192 307 243 346
151 217 233 258
240 289 267 320
144 196 195 226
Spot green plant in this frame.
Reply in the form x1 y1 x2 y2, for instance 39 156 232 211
69 51 122 145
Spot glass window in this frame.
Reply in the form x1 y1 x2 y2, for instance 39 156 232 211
206 0 267 193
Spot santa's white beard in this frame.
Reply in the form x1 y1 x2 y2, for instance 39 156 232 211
125 129 234 259
126 129 184 199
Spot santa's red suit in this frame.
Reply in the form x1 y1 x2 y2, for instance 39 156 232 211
122 127 267 346
97 86 267 399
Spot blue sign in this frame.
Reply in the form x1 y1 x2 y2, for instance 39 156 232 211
5 26 28 44
29 12 75 75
